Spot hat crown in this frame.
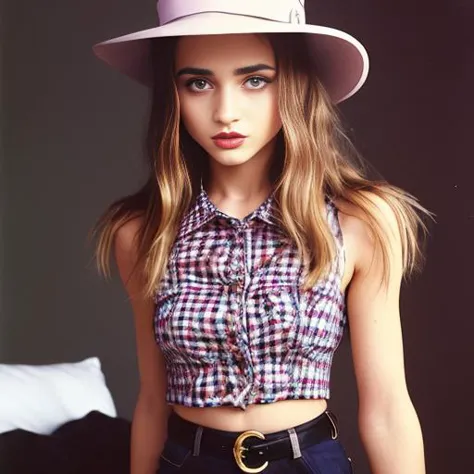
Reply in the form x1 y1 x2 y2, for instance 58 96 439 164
157 0 306 26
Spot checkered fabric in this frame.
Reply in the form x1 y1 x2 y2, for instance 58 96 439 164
153 187 347 409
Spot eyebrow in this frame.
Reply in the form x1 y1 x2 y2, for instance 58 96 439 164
176 63 276 77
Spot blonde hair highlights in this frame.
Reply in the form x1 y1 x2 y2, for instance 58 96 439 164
91 34 434 298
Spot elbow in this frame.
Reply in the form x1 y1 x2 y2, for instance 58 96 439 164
358 391 419 436
136 387 171 418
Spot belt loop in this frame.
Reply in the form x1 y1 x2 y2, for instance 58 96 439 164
287 428 302 459
325 411 339 440
192 426 204 457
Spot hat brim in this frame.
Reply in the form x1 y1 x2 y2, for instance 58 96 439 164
93 13 369 103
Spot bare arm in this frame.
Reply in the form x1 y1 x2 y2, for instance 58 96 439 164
114 218 171 474
339 194 426 474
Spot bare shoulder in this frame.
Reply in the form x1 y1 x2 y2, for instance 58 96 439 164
114 215 146 296
334 191 397 231
115 216 144 257
333 192 401 278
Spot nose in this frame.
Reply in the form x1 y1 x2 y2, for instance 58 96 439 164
212 86 240 125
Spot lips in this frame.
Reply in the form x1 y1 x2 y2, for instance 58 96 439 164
212 131 246 139
212 132 247 150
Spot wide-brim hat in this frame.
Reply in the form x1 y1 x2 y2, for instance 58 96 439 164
93 0 369 104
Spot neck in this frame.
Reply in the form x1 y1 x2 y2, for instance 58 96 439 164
205 137 279 202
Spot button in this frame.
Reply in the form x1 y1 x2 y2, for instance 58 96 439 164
230 283 242 292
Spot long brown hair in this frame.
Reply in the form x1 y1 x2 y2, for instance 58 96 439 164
90 33 434 297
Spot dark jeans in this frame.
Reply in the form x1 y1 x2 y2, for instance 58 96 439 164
157 416 354 474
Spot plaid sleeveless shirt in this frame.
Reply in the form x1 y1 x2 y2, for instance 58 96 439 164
153 188 347 409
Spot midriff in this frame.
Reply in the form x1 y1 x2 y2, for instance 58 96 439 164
172 398 328 434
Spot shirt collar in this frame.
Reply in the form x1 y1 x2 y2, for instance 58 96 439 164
177 185 277 240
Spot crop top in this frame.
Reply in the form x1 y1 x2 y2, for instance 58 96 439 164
153 187 347 409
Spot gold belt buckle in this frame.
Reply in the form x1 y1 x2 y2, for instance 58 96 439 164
233 430 269 473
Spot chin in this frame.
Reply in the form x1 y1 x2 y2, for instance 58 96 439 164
208 149 257 167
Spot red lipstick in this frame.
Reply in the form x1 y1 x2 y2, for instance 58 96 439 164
212 131 247 149
212 132 246 139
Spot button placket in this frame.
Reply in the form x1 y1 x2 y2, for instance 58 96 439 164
227 239 250 376
227 220 257 406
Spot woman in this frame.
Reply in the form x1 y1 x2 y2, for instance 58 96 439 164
92 1 430 473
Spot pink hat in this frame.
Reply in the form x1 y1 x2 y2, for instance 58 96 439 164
93 0 369 103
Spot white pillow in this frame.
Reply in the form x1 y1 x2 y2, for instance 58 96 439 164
0 357 117 435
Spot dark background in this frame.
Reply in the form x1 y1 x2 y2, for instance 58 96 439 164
1 1 473 473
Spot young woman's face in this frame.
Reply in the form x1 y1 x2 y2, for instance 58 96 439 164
174 34 282 169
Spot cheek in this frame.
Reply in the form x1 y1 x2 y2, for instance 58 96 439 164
179 96 202 135
271 100 282 130
254 93 281 132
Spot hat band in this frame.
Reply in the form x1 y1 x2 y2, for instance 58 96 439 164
157 0 306 26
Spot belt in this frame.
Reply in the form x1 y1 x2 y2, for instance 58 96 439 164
167 410 339 473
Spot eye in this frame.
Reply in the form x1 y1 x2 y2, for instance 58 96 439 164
186 78 211 92
244 76 271 89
